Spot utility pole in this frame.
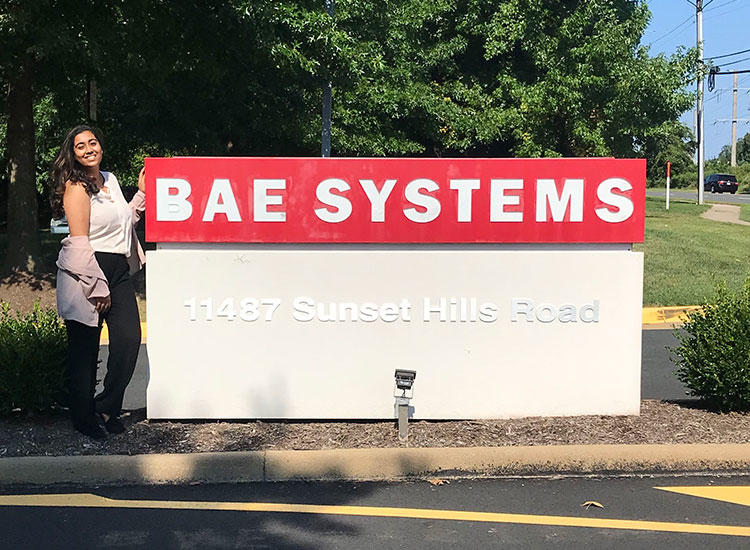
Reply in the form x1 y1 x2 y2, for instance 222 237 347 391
731 73 738 166
321 0 335 157
696 0 705 205
86 79 98 122
693 108 698 164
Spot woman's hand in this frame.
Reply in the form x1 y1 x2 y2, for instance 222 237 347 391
93 296 111 313
137 166 146 193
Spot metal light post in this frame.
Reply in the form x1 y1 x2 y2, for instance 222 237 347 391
732 73 738 167
321 0 335 157
696 0 705 205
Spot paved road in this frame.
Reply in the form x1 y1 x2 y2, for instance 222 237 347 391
2 476 749 548
646 189 750 205
640 328 688 401
102 329 689 412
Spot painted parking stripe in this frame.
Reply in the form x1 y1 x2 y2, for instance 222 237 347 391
641 306 701 325
0 494 748 537
100 322 147 344
655 486 750 507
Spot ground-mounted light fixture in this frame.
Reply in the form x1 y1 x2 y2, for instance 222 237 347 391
394 369 416 440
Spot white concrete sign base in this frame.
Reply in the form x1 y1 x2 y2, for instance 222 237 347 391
146 249 643 420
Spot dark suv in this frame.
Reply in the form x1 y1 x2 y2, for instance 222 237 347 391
704 173 738 194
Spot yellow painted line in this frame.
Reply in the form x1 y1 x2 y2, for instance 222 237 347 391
100 322 147 345
642 306 702 325
0 494 749 537
656 486 750 508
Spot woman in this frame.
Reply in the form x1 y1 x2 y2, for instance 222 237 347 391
50 125 146 439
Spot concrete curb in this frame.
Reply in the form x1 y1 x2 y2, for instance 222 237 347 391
2 444 749 487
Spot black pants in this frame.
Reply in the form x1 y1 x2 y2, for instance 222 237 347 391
65 252 141 427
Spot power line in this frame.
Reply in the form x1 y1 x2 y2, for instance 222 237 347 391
705 0 738 11
703 81 750 118
647 14 694 46
707 47 750 61
721 56 750 67
704 2 750 22
685 0 729 10
686 0 718 7
703 95 743 116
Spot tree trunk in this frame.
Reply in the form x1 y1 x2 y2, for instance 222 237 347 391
5 58 41 273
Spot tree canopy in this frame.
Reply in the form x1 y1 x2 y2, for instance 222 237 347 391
327 0 695 158
716 132 750 166
1 0 697 270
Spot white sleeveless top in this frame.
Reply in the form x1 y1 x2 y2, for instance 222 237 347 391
89 171 133 255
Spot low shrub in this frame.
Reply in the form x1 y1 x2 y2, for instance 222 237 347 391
0 302 68 414
672 279 750 412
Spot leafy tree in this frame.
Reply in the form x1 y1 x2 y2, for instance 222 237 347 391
641 121 696 188
327 0 696 159
81 1 355 184
716 131 750 165
0 1 115 272
1 1 346 270
1 0 699 274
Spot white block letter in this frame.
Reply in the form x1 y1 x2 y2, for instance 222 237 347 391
359 179 397 222
490 179 524 222
479 302 498 323
511 298 534 322
202 179 241 222
315 178 352 223
558 304 578 323
595 178 634 223
404 178 441 223
535 304 557 323
156 178 192 221
535 179 584 222
292 297 316 322
580 300 600 323
253 179 286 222
449 179 480 222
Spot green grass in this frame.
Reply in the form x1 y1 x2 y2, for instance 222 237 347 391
741 204 750 223
635 197 750 305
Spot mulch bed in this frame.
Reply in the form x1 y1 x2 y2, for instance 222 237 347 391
2 400 749 458
3 272 749 458
0 271 57 314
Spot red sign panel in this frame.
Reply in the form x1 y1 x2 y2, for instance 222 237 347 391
144 157 645 243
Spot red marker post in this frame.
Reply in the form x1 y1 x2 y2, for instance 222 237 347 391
666 161 671 210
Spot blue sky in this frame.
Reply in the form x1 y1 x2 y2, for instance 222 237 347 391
641 0 750 159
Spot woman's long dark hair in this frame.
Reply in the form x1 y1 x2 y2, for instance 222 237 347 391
50 125 104 219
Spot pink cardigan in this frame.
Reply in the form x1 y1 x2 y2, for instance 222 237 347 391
56 190 146 327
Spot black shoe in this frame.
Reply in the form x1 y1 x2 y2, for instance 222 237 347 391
73 421 106 440
102 415 125 434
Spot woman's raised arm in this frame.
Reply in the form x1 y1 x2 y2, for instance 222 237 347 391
63 181 91 237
